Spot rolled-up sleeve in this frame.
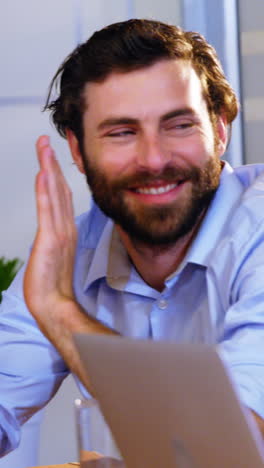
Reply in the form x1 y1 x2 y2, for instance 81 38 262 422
0 265 69 456
216 220 264 420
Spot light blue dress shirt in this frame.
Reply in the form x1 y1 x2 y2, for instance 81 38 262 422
1 162 264 455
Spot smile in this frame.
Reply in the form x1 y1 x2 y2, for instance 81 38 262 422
134 183 179 195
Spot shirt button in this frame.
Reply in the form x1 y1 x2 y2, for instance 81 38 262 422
158 298 168 310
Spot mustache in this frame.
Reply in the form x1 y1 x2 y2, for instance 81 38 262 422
112 165 201 190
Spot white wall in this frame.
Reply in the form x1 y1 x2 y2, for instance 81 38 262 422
238 0 264 163
182 0 244 167
0 0 89 262
0 1 181 466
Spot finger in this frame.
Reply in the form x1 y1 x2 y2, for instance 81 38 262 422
36 135 71 212
36 136 67 228
45 158 69 237
40 144 76 241
35 136 76 240
35 169 54 236
36 135 50 163
36 134 49 150
52 155 76 232
37 139 55 173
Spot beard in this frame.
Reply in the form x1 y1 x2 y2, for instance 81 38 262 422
81 153 222 247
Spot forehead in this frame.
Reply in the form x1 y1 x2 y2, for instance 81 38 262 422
83 59 206 121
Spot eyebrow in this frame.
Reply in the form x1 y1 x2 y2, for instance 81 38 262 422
97 108 196 131
160 108 196 122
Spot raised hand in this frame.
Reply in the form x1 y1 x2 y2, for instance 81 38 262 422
23 136 117 391
24 135 77 334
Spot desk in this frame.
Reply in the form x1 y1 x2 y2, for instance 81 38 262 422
28 451 98 467
29 457 125 467
28 452 125 467
29 462 123 468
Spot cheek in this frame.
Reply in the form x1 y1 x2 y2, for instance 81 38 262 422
91 153 131 184
195 129 216 160
173 137 214 167
97 143 137 176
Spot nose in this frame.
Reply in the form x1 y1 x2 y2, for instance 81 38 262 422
136 133 171 173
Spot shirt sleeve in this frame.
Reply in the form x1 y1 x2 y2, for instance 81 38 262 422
0 263 69 456
217 219 264 421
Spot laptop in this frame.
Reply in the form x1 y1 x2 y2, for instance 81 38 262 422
73 334 264 468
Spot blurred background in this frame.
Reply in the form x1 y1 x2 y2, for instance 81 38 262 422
0 0 263 466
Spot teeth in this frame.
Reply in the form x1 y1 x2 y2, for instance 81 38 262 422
135 183 178 195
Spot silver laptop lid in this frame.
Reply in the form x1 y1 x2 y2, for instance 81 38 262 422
74 334 264 468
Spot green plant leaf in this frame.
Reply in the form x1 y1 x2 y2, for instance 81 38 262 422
0 257 23 302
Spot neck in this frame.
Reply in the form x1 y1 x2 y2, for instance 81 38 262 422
116 216 203 292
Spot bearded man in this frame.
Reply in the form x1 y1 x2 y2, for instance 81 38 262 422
1 19 264 457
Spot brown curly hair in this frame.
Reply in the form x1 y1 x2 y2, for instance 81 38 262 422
44 19 238 146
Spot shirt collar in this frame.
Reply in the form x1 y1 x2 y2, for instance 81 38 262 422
83 219 132 291
183 161 244 268
83 219 113 289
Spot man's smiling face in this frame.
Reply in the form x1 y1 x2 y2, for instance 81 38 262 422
74 59 227 245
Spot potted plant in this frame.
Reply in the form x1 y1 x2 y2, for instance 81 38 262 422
0 257 22 302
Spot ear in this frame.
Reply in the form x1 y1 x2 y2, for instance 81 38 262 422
216 114 228 157
66 129 85 174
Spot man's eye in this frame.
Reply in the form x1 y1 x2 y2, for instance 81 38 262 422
178 123 194 128
167 122 194 130
108 130 135 137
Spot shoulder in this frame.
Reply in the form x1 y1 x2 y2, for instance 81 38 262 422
207 164 264 279
227 164 264 245
232 163 264 188
206 165 264 309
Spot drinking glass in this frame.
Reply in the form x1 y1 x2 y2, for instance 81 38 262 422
75 398 125 467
